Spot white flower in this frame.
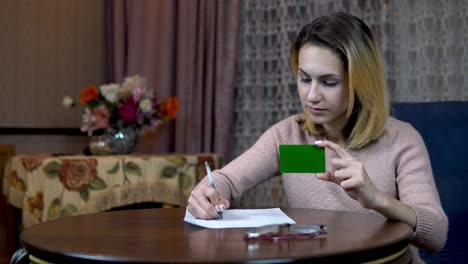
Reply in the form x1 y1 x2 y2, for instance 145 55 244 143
118 85 132 100
139 98 153 113
62 96 75 109
123 75 146 89
99 84 120 103
119 75 146 99
80 108 97 136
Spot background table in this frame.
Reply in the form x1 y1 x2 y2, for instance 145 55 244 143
3 153 222 228
19 208 413 263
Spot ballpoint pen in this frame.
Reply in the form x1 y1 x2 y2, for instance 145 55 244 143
205 161 223 219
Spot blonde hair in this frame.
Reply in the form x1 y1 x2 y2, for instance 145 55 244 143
290 12 389 149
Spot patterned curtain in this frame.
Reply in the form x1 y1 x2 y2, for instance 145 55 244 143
232 0 468 207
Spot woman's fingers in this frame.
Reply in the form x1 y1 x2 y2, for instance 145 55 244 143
340 176 361 190
315 140 354 160
313 141 356 185
206 187 230 213
205 186 220 205
187 185 228 219
219 196 230 210
313 141 380 209
316 158 363 186
187 202 217 219
188 190 219 219
315 171 333 182
331 158 355 169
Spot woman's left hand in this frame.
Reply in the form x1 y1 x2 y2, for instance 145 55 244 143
314 140 384 209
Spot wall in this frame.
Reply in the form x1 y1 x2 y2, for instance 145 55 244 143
0 0 105 155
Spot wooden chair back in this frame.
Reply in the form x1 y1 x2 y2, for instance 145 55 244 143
0 144 16 261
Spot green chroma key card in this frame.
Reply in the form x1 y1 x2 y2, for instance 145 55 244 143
279 145 325 173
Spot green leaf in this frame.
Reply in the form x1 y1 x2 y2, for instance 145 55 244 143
47 198 61 220
167 157 187 167
80 189 89 201
125 161 142 176
88 101 100 108
60 204 78 217
88 176 108 190
161 166 177 178
178 172 192 190
107 162 120 174
43 161 60 179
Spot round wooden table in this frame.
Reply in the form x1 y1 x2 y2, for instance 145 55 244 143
19 208 413 263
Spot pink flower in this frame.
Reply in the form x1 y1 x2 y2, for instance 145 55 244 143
118 97 138 123
131 86 144 102
93 106 110 129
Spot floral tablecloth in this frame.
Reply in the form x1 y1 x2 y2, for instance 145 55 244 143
2 153 222 228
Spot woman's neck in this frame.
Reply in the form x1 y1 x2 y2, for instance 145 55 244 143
325 133 347 147
323 122 347 147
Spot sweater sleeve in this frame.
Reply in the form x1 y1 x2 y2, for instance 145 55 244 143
204 123 285 203
395 123 448 252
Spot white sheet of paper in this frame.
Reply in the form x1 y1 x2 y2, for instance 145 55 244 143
184 208 296 229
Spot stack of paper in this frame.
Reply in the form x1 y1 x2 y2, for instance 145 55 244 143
184 208 296 229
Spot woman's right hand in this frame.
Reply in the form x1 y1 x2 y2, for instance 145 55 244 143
187 184 230 219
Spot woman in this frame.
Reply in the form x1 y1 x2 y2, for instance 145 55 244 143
187 12 447 261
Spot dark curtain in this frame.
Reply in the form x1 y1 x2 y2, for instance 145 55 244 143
106 0 239 161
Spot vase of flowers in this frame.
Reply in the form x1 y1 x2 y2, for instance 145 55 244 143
88 126 138 155
63 75 179 155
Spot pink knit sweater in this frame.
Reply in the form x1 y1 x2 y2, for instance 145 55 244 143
210 115 448 259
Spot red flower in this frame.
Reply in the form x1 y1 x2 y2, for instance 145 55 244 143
162 97 180 119
118 97 138 124
79 85 99 105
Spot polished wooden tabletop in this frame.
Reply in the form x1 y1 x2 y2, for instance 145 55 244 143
20 207 412 263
